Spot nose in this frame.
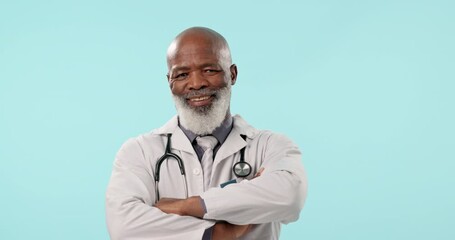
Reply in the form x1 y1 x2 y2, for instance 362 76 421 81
188 71 208 90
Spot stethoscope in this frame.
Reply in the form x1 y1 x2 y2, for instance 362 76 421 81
154 133 252 201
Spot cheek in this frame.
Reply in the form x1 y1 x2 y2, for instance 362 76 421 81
170 81 185 95
210 76 230 88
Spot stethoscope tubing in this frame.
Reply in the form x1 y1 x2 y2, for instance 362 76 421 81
154 133 251 202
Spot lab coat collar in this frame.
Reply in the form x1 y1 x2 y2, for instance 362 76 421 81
231 114 257 139
154 115 178 135
154 116 194 154
154 114 258 155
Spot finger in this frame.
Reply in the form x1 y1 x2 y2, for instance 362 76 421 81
254 167 265 178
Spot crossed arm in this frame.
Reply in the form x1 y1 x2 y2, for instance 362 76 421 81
155 197 249 240
106 134 307 240
154 169 264 239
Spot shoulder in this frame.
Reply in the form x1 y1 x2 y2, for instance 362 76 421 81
118 115 179 152
115 131 161 160
232 114 297 147
234 116 303 174
116 117 177 159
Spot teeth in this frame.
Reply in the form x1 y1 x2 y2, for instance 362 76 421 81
190 96 210 102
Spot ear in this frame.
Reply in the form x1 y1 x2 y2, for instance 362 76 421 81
166 74 174 90
230 64 238 85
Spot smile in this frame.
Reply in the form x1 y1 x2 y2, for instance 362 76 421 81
187 95 214 107
188 95 212 102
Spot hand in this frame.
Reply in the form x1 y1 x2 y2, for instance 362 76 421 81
155 168 265 216
212 222 251 240
253 167 265 178
154 196 205 218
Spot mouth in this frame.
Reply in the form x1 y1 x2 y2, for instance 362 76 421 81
187 95 214 107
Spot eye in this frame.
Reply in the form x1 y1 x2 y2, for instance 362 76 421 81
203 69 221 75
172 73 188 81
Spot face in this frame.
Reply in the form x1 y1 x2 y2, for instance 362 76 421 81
166 35 238 134
167 37 237 110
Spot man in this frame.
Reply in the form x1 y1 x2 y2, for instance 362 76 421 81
106 27 307 240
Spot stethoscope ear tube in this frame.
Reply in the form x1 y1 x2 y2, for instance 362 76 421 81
155 134 185 182
155 133 187 202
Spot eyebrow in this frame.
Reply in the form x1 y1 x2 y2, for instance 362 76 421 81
170 66 191 73
170 63 222 73
199 63 221 68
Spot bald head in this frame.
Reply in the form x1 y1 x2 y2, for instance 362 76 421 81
166 27 232 71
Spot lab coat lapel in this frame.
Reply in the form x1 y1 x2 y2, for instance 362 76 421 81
214 115 258 163
214 123 246 163
155 115 194 154
170 127 195 154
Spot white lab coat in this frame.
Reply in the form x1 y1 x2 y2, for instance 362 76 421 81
106 115 307 240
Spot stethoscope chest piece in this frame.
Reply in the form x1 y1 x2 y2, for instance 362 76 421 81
233 134 252 178
233 161 252 178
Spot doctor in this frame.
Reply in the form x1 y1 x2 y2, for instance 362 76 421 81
106 27 307 240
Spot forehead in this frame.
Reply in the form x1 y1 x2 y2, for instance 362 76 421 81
168 42 222 66
167 34 231 70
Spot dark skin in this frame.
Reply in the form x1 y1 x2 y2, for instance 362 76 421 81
156 27 251 240
166 28 237 109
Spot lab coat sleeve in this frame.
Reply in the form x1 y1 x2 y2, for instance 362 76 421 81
106 138 215 240
200 133 307 225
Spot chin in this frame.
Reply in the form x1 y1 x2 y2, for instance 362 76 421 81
173 86 231 135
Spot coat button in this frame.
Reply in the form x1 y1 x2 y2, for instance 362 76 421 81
193 168 201 175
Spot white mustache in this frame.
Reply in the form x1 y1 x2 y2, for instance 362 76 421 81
183 89 217 99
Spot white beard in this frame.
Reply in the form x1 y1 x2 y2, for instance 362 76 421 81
173 82 231 135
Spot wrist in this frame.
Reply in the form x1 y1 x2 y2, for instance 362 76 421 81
213 222 235 240
183 196 205 218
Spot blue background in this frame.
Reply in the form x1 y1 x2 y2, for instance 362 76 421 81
1 0 454 239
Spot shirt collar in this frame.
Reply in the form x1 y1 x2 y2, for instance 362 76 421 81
179 115 233 145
